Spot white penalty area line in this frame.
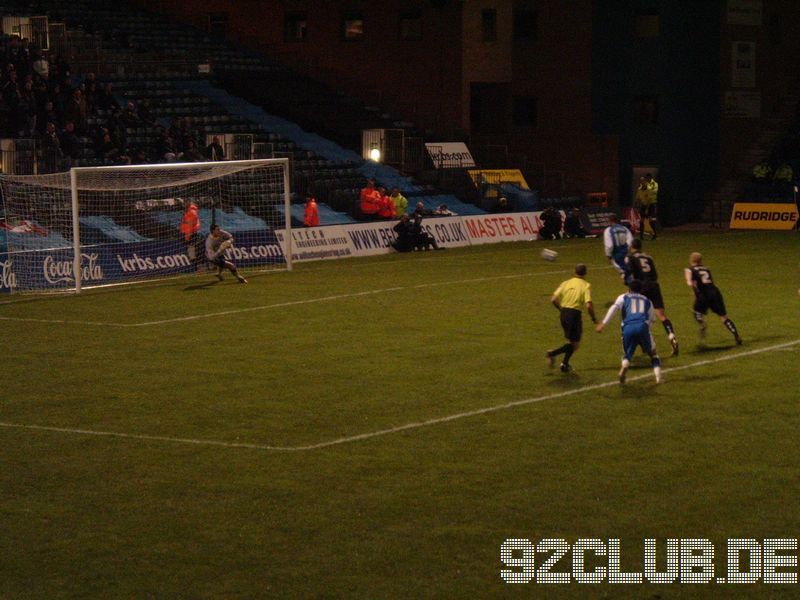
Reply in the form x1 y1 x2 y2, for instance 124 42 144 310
1 338 797 452
0 266 612 328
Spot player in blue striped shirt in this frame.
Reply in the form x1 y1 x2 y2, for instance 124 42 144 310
603 214 633 277
596 279 663 384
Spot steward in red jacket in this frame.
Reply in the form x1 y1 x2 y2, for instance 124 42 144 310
304 196 320 227
378 188 396 219
359 179 382 217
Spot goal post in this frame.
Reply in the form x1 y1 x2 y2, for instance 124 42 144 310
0 159 292 293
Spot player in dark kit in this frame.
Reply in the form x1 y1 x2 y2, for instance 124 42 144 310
625 239 679 355
685 252 741 344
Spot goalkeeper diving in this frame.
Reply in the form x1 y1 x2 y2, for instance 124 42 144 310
206 224 247 284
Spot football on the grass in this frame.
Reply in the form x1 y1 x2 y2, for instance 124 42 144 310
541 248 558 262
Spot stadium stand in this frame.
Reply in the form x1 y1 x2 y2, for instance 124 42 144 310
79 215 150 243
0 219 70 251
154 206 268 235
0 0 486 244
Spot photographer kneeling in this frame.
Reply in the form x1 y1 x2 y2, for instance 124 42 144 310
411 202 442 251
391 214 416 252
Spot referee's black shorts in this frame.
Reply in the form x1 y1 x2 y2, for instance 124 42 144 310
560 308 583 342
641 281 665 310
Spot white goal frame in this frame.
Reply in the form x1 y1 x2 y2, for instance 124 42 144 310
59 158 291 293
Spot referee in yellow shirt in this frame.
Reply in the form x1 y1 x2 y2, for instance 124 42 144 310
546 264 597 372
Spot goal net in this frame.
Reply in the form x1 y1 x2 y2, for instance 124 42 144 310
0 159 291 293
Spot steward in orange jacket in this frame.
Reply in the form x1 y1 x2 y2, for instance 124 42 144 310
180 202 200 242
304 196 320 227
359 180 382 217
378 189 396 219
180 201 201 264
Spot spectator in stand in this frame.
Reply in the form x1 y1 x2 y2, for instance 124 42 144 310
563 207 588 238
5 38 19 65
539 207 563 240
17 39 32 79
126 146 146 165
105 107 127 148
31 51 48 79
95 126 121 161
177 116 198 151
37 100 60 135
433 203 454 216
205 135 225 161
17 78 36 136
84 80 98 115
304 194 320 227
2 68 20 136
120 101 140 128
168 116 182 142
412 201 432 219
39 121 63 172
7 39 26 78
359 179 382 219
117 147 134 165
157 129 178 162
390 187 408 217
180 139 205 162
391 214 416 252
54 56 71 87
60 120 82 160
96 82 119 111
33 76 48 111
377 187 396 219
50 83 65 118
491 196 510 213
137 98 157 127
64 88 87 134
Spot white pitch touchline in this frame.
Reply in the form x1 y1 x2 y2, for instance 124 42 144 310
1 339 797 451
0 266 611 327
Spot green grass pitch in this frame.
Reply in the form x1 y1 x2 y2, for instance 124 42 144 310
1 230 799 598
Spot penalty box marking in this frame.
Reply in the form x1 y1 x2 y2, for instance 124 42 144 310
0 266 612 328
1 339 797 452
